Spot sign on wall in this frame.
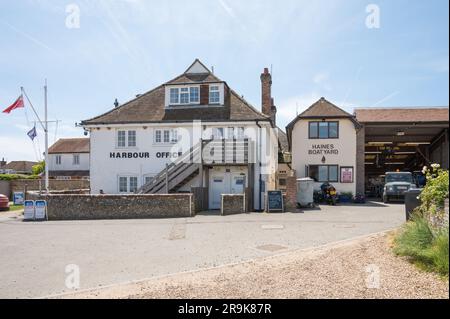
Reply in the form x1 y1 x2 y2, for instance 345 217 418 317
308 144 339 155
340 167 354 183
23 200 35 221
13 192 24 205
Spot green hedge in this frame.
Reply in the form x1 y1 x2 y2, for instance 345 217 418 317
0 174 41 181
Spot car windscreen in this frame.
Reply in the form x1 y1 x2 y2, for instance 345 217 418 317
385 174 413 183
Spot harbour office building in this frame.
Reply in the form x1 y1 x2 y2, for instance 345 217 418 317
81 60 278 210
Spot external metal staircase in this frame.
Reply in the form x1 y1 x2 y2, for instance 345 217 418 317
138 138 251 194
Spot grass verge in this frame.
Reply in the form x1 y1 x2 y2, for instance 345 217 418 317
393 216 449 277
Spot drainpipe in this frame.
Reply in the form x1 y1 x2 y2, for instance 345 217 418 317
256 121 262 211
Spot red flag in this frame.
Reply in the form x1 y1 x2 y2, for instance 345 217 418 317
2 95 24 114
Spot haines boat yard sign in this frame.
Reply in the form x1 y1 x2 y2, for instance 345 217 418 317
308 144 339 155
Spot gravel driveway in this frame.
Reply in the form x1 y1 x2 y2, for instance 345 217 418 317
60 232 449 299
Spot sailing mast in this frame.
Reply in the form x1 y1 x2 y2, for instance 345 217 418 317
21 81 49 192
44 80 49 192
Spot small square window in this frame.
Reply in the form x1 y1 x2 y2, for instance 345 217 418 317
117 131 126 147
170 88 179 104
171 129 178 143
155 130 162 143
190 87 199 103
163 130 170 143
319 122 329 139
329 122 338 138
209 86 220 104
129 177 138 193
128 131 136 147
309 122 318 138
180 87 189 104
119 177 128 193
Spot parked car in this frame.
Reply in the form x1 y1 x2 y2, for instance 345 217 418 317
383 172 416 203
0 194 10 211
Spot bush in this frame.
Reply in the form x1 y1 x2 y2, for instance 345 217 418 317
32 161 45 175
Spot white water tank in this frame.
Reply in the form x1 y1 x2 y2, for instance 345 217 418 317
297 178 315 207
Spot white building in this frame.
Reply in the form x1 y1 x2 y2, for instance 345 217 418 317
286 98 362 195
81 60 279 210
48 138 90 180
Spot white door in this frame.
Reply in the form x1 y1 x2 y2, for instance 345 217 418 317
209 172 246 209
210 175 226 209
231 175 245 194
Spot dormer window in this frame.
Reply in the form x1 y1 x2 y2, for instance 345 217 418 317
209 86 220 104
190 87 199 103
169 86 200 105
170 88 179 104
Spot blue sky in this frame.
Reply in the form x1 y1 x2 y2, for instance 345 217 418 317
0 0 448 161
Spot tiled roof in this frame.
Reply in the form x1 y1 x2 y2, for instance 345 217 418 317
82 60 269 125
354 107 449 123
298 97 353 118
48 138 90 154
286 97 358 130
3 161 38 172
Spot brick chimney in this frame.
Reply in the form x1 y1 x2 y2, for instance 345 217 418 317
260 68 277 125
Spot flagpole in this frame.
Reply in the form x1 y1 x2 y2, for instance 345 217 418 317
44 79 49 192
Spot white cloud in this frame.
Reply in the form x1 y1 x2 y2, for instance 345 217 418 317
313 72 329 84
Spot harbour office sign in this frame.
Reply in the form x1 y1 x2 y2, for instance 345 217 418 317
308 144 339 155
109 151 183 159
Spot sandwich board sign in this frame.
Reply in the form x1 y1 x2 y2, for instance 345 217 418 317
267 190 284 213
13 192 24 205
34 200 47 220
23 200 35 221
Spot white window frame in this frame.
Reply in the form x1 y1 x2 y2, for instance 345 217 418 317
117 130 137 148
155 129 178 144
169 87 179 104
73 154 80 165
55 155 62 165
168 85 200 106
118 175 139 194
209 85 220 104
128 131 136 147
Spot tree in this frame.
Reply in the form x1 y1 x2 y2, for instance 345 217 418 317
32 161 45 175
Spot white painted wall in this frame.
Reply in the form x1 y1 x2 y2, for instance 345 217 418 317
48 153 90 171
291 118 357 194
87 122 278 210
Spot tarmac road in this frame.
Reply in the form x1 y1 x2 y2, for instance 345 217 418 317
0 201 405 298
